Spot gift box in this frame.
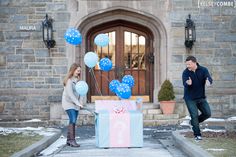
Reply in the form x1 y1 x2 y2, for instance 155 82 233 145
95 110 143 148
95 100 137 112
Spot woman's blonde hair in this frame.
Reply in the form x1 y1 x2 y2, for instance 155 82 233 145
63 63 81 86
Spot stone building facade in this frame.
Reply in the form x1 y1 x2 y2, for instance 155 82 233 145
0 0 236 123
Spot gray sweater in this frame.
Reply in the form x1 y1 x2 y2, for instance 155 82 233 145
62 77 82 111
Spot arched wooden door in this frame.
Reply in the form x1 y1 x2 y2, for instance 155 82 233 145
86 21 154 102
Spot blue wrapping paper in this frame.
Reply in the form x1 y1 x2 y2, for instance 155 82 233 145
95 110 143 148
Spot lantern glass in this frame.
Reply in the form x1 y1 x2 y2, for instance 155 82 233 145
42 14 55 49
184 14 196 49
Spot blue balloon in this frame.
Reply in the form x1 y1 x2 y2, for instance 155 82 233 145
75 81 89 96
99 57 112 71
64 28 82 45
109 80 120 93
122 75 135 88
84 51 99 68
94 34 109 47
115 83 131 99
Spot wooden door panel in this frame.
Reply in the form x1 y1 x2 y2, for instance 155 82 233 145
86 22 154 102
126 70 146 95
138 70 146 94
130 71 138 95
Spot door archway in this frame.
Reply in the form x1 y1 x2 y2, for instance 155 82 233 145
86 20 154 102
72 8 168 103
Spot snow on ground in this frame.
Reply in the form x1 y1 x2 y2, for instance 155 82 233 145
206 148 226 152
0 126 56 136
202 128 226 132
180 116 191 126
24 119 42 122
227 117 236 121
205 118 225 122
180 116 236 122
179 116 236 126
180 120 190 126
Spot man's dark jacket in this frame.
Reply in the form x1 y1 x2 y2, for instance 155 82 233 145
182 63 213 100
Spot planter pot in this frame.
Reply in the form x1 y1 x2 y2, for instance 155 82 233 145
159 100 176 114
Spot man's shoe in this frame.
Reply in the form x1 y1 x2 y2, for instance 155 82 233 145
195 136 202 141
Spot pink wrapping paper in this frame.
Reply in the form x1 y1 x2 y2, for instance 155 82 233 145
95 100 136 112
109 113 130 147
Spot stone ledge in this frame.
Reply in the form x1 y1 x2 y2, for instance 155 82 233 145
11 128 61 157
172 130 214 157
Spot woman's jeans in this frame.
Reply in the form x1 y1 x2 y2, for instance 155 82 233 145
184 98 211 136
66 109 79 124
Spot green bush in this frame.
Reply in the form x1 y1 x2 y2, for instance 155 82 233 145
158 80 175 101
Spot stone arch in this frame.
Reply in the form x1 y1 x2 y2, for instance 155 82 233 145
70 7 168 103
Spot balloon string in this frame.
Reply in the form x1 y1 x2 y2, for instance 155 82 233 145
97 71 110 83
89 68 103 96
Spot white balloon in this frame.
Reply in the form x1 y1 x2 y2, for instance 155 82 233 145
84 51 99 68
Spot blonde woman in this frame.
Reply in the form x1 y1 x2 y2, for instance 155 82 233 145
62 63 83 147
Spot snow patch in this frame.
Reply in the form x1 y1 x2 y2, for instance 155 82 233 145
143 128 156 131
180 120 190 126
0 127 56 136
202 128 226 132
206 148 226 151
182 115 191 120
205 118 225 122
227 117 236 121
24 119 42 122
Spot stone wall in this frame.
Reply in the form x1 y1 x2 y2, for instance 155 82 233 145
0 0 69 120
0 0 235 121
168 0 236 118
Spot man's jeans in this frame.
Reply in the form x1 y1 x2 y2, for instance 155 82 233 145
66 109 79 124
184 98 211 136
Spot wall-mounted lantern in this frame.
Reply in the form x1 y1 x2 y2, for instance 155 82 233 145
185 14 196 50
42 14 56 49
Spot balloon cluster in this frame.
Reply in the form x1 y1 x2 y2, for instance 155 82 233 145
122 75 135 88
83 34 111 69
108 75 135 99
109 80 120 93
64 30 135 99
115 83 132 99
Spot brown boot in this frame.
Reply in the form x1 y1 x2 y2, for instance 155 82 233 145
66 124 80 147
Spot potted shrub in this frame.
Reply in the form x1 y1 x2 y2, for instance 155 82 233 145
158 80 176 114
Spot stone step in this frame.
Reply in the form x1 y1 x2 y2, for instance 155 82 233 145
144 113 179 120
142 103 159 109
143 109 162 115
154 114 179 120
62 113 179 124
84 103 159 110
143 119 180 127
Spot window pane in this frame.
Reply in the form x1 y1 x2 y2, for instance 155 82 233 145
124 31 146 69
124 31 131 69
139 36 146 69
94 31 116 70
